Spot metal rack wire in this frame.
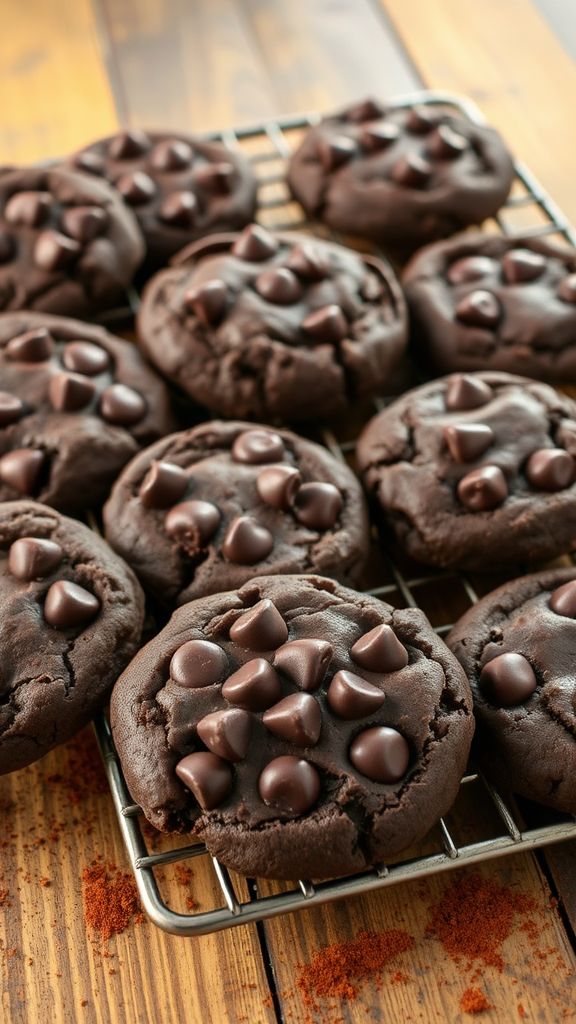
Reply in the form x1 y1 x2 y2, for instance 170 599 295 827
93 91 576 936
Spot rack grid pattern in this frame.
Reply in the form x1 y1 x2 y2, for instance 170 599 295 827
93 91 576 936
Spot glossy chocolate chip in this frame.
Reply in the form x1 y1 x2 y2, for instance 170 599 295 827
457 465 508 511
139 461 188 509
0 392 24 426
99 384 146 425
8 537 63 581
116 171 156 205
49 372 96 412
176 751 232 810
5 328 54 362
350 624 408 673
170 639 228 688
44 579 100 628
0 449 45 495
263 693 322 747
196 708 252 762
34 230 80 271
360 122 400 151
256 267 302 305
525 448 574 491
445 374 493 411
427 125 468 159
159 191 197 227
286 243 328 281
405 106 436 134
185 278 228 326
222 658 282 711
479 652 537 706
443 423 494 463
229 598 288 650
232 224 278 262
0 231 14 263
549 580 576 618
62 341 110 376
447 256 498 285
301 305 348 343
75 151 105 175
164 500 221 547
109 130 150 160
61 206 107 243
327 670 385 719
256 465 301 510
346 98 385 123
151 139 193 171
318 135 357 172
194 163 234 194
455 290 501 328
273 639 332 691
391 154 433 188
258 756 320 816
293 482 343 530
502 249 546 284
349 726 410 782
4 191 51 227
222 515 274 564
557 274 576 304
231 429 285 465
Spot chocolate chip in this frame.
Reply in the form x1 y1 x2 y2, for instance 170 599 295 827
391 154 433 188
231 429 285 465
273 639 332 691
346 98 385 123
447 256 498 285
4 191 51 227
0 449 45 495
0 231 15 263
75 151 105 175
5 328 54 362
99 384 146 425
455 290 501 328
139 461 188 509
8 537 63 581
502 248 546 284
457 465 508 511
427 125 468 159
222 515 274 564
176 751 232 810
479 652 537 706
549 580 576 618
109 130 150 160
196 708 252 761
301 305 348 343
258 756 320 816
159 191 197 227
350 624 408 673
257 465 301 510
164 500 221 548
294 482 343 530
405 106 436 134
170 639 228 688
349 726 410 782
318 135 357 172
263 692 322 747
34 230 81 271
151 139 193 171
222 658 282 711
445 374 493 411
232 224 278 262
327 670 386 719
285 243 329 281
116 171 156 205
184 279 228 326
525 448 574 491
229 598 288 650
61 206 107 243
194 163 234 194
62 341 110 376
44 579 100 628
360 123 400 151
256 268 303 305
557 274 576 304
443 423 494 463
0 392 24 426
49 372 96 412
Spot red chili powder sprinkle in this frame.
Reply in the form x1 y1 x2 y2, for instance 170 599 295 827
518 1006 527 1019
81 862 142 941
0 887 11 907
174 864 193 886
296 929 414 1009
460 987 491 1014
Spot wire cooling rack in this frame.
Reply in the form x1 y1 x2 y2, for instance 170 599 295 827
93 91 576 936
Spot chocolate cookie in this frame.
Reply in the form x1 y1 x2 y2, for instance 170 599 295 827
0 166 144 316
0 500 144 774
403 232 576 381
103 420 369 604
137 225 407 422
69 130 257 267
0 312 175 513
111 574 473 879
448 568 576 813
356 371 576 571
287 98 514 254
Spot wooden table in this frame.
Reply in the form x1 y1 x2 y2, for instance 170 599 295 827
2 2 576 1021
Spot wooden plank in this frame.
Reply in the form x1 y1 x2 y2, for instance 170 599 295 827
0 0 118 162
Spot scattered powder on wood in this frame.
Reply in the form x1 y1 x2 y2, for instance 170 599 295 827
82 860 143 941
460 987 491 1014
174 864 193 886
